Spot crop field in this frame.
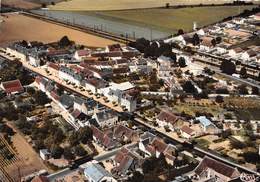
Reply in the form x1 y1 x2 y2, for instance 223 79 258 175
0 14 119 47
49 0 247 11
91 5 258 32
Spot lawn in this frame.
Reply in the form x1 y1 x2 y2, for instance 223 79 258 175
91 5 258 32
50 0 241 11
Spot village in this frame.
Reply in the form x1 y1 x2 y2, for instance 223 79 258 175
0 7 259 182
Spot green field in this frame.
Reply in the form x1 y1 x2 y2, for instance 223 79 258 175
84 5 258 32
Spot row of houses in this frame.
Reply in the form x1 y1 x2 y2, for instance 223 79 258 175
35 76 120 130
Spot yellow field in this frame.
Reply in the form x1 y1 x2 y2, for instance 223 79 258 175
0 14 118 47
50 0 248 11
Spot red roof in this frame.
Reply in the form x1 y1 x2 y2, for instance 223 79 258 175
1 79 23 94
151 138 167 153
50 90 60 101
47 62 60 70
76 49 90 57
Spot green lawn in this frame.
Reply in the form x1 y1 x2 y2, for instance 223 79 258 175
86 5 257 32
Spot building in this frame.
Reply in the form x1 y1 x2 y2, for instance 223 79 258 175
156 110 183 131
59 65 83 86
1 79 24 95
92 109 118 128
73 97 96 116
74 49 90 61
101 82 137 112
180 125 195 139
84 162 117 182
192 156 240 181
39 149 51 161
195 116 217 133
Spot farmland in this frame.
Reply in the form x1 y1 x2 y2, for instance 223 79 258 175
0 14 119 47
49 0 253 11
90 5 258 32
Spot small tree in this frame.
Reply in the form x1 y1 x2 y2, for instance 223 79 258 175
178 57 187 67
215 95 224 103
220 60 236 75
240 67 247 78
50 145 64 159
74 145 87 157
251 86 259 95
165 3 170 8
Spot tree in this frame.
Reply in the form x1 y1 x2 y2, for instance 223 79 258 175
68 132 79 146
251 86 259 95
238 84 248 95
33 90 50 105
59 36 71 47
128 171 144 182
220 60 236 75
216 37 222 44
182 81 196 93
192 33 200 46
50 145 64 159
74 145 87 157
53 128 65 143
78 126 93 144
63 147 75 160
177 29 184 35
26 87 35 95
178 57 187 67
211 39 217 47
240 67 247 78
215 95 224 103
41 3 47 8
165 3 170 8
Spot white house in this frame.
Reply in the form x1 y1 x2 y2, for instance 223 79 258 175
59 66 83 86
228 47 244 59
92 109 118 128
74 49 90 61
39 149 51 161
180 125 195 139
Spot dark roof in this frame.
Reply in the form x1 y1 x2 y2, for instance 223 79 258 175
1 79 23 94
181 125 194 135
194 156 240 179
59 94 74 109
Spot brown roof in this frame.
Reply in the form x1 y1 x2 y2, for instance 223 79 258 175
113 125 135 140
151 138 167 153
91 126 104 142
233 47 244 53
157 110 180 125
76 49 90 57
31 175 49 182
246 50 257 57
195 156 240 179
181 125 194 135
1 79 23 94
107 44 122 52
47 62 60 70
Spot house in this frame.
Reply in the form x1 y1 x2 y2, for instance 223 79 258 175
73 97 96 116
84 162 117 182
192 156 240 181
113 147 143 175
156 110 183 131
228 47 244 59
59 94 74 109
47 62 60 76
195 116 217 133
28 54 41 67
35 76 48 92
199 36 215 52
74 49 90 61
39 149 51 161
83 78 108 94
59 65 83 86
92 110 118 128
180 125 195 139
101 82 137 112
241 49 257 61
70 109 90 127
163 144 177 166
1 79 24 95
113 124 138 143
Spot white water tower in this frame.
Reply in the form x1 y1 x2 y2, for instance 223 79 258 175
193 21 197 31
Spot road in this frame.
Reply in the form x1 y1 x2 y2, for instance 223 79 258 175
0 51 124 113
194 56 260 89
47 142 137 181
132 115 260 176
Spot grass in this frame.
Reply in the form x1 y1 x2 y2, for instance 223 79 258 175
50 0 243 11
89 5 258 32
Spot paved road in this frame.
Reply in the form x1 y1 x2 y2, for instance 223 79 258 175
194 56 260 89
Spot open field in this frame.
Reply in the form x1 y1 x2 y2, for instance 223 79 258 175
49 0 257 11
2 0 41 9
0 14 119 47
91 5 258 32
